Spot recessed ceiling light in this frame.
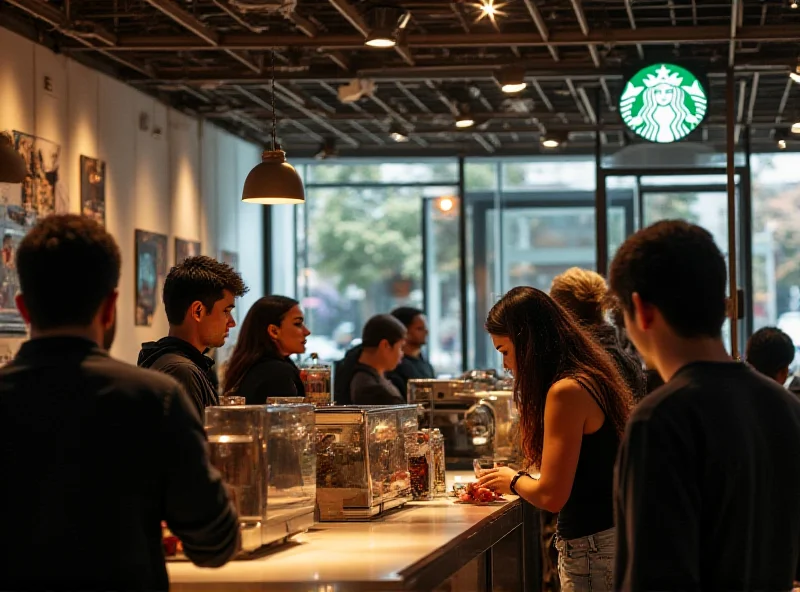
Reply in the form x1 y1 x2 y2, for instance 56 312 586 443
455 117 475 128
365 30 396 48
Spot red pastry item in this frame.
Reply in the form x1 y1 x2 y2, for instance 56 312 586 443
457 480 505 504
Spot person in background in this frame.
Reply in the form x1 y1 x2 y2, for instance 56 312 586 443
222 295 310 403
550 267 646 402
138 256 247 419
479 286 632 592
386 306 435 400
0 215 239 590
746 326 796 386
336 314 407 405
609 220 800 591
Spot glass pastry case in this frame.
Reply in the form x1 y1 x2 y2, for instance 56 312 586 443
201 403 316 555
314 405 417 521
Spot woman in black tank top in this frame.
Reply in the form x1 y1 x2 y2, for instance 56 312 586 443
479 286 632 592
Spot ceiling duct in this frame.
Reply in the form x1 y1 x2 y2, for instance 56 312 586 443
229 0 297 13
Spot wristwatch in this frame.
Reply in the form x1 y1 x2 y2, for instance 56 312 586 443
509 470 531 495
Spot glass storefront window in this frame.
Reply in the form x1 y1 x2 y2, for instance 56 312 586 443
751 154 800 370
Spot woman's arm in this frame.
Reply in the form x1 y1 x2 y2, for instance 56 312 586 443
478 378 591 512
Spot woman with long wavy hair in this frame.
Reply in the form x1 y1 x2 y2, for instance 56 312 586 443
222 295 310 404
478 286 631 592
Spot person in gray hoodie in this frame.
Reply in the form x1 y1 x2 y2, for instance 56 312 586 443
138 256 248 419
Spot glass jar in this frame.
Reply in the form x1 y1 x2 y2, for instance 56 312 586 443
407 430 434 501
299 353 332 406
430 428 447 497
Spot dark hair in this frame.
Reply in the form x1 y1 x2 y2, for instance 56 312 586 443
608 220 727 338
486 286 632 468
163 255 248 325
223 295 298 394
746 327 796 379
550 267 608 326
391 306 424 328
17 214 120 330
362 314 407 348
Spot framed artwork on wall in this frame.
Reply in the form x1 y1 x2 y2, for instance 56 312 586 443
175 238 201 265
135 230 168 327
0 130 66 334
80 155 106 226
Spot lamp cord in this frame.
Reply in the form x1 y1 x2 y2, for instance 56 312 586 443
271 49 277 152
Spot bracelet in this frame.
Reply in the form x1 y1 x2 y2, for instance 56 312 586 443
509 470 530 495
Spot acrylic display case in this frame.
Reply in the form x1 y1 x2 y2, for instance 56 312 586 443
314 405 417 521
203 403 317 553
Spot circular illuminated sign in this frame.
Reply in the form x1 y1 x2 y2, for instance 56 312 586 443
619 63 707 144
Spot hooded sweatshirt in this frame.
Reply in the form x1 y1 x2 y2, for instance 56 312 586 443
138 337 219 420
591 324 647 402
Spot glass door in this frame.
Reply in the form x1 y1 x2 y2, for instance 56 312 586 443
604 171 744 353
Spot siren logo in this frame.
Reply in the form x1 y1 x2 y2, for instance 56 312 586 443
620 64 707 143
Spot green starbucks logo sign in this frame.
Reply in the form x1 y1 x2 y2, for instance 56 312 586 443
620 63 707 143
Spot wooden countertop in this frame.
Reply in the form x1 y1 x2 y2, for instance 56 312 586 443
168 474 521 592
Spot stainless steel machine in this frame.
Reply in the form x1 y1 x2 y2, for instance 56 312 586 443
203 403 317 554
314 404 417 521
409 374 519 467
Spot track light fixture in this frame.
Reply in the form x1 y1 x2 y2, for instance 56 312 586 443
540 130 568 149
364 7 411 48
775 128 790 150
315 138 338 160
389 124 410 142
455 103 476 128
495 66 527 94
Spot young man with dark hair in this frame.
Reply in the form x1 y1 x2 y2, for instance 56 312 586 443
608 220 800 591
138 255 247 418
337 314 407 405
746 326 797 385
386 306 435 398
0 215 239 590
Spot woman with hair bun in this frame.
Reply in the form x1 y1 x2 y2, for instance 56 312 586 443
550 267 646 402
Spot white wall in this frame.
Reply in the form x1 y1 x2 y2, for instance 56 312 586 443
0 27 265 364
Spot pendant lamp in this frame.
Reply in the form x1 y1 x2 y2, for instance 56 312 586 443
241 50 305 205
0 131 26 184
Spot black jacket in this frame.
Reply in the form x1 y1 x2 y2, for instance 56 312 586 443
333 345 362 405
0 337 239 591
386 352 435 400
138 337 219 420
236 354 306 404
591 324 646 402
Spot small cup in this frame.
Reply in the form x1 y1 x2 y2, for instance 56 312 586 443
473 457 496 478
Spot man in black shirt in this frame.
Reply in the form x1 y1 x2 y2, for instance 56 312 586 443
608 220 800 591
0 215 239 590
337 314 407 405
746 326 796 386
138 256 247 418
387 306 436 398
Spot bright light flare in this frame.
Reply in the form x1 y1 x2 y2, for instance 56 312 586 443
472 0 508 26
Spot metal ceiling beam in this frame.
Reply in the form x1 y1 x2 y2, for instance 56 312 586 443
141 0 261 73
211 0 265 33
523 0 558 62
569 0 600 67
72 25 800 51
472 133 496 153
729 0 739 67
746 72 760 124
273 83 359 147
623 0 644 60
4 0 153 77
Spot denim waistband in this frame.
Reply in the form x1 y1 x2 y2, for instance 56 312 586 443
555 527 615 553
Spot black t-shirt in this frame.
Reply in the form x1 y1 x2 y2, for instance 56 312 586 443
614 361 800 591
0 337 239 591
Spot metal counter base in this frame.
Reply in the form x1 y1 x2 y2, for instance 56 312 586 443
168 498 525 592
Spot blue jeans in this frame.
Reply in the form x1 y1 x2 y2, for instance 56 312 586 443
555 527 615 592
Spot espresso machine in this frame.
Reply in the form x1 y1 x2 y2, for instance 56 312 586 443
409 371 520 467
